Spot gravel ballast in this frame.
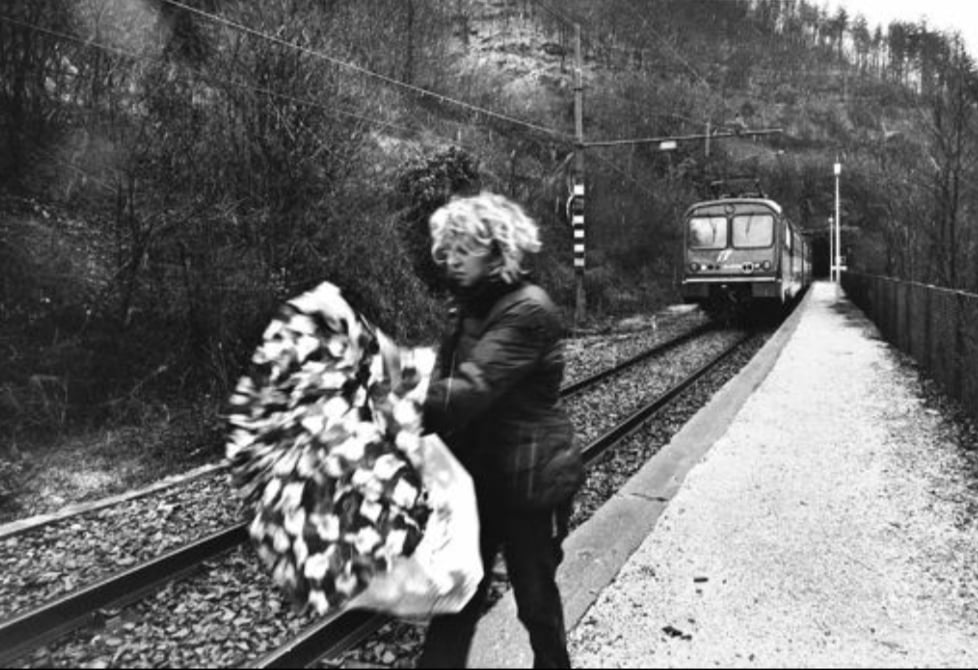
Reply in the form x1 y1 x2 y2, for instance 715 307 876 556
4 304 721 668
567 282 978 667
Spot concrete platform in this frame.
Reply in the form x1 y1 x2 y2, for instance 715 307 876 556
467 281 978 668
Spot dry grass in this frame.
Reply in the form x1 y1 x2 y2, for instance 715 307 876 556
1 413 222 524
22 428 150 512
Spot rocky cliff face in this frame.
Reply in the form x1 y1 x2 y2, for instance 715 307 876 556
450 1 572 116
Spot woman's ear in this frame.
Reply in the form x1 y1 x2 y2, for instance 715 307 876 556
488 251 505 276
489 239 505 262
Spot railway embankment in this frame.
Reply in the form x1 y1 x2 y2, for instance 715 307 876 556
473 280 978 668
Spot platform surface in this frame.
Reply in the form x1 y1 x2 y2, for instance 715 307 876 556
469 281 978 668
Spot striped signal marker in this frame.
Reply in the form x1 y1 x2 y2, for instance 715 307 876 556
571 182 585 270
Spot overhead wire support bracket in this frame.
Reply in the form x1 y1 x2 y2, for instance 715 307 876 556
582 128 783 148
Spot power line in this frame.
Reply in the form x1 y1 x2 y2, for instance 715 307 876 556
529 0 717 136
0 14 520 197
0 15 412 131
0 14 502 161
481 4 725 152
5 9 714 206
159 0 573 145
511 8 661 216
2 12 590 207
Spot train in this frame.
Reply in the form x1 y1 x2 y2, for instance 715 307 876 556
679 180 812 318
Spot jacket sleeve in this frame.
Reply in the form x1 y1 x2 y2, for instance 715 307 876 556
423 300 550 437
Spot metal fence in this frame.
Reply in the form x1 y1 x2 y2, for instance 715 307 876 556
841 272 978 423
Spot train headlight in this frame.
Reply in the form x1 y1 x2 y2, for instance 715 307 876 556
760 260 772 271
688 262 701 273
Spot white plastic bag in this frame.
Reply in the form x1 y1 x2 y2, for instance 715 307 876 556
349 433 483 618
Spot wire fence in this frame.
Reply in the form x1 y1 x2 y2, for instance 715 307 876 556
842 272 978 423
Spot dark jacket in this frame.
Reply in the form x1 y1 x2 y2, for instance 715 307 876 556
423 280 583 509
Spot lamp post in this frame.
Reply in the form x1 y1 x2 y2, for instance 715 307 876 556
828 215 834 281
833 161 842 282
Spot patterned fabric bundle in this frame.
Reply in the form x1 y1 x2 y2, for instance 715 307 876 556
225 281 436 614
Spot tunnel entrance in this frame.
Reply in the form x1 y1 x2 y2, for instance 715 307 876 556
806 231 831 278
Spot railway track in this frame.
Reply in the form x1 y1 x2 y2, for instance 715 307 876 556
1 318 765 669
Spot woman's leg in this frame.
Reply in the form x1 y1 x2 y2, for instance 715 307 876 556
502 502 572 669
415 573 491 668
416 508 502 668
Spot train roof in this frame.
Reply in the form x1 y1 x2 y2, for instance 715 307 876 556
683 197 784 216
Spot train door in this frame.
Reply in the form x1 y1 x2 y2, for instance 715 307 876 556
780 218 791 301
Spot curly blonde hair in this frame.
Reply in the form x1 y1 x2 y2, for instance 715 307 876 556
429 192 542 284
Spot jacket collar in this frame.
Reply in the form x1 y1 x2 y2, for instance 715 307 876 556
453 277 526 319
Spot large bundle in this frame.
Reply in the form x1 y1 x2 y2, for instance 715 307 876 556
225 282 437 614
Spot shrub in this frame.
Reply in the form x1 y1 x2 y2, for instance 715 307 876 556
394 146 482 294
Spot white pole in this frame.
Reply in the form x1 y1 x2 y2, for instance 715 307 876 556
834 161 841 283
828 215 834 282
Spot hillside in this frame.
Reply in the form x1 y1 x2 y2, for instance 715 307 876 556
2 0 977 515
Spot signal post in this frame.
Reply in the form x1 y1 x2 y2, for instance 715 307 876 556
572 22 586 325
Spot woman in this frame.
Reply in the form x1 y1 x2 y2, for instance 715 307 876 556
418 191 584 669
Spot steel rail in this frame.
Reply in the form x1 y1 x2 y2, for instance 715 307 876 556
0 322 722 667
252 329 753 669
0 463 229 541
558 322 715 398
0 323 706 542
580 331 753 463
0 524 246 667
244 609 383 669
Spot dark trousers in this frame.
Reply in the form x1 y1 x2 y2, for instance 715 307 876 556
417 500 572 669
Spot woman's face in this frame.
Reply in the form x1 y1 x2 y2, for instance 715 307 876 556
440 239 494 288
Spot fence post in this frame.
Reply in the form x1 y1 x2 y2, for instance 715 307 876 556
923 286 931 373
954 291 966 402
903 280 911 354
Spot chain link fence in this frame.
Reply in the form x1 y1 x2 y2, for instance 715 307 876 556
842 272 978 423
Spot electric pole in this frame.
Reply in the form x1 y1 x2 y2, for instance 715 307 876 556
572 22 586 325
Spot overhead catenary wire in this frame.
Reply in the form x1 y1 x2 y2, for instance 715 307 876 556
526 0 732 165
160 0 673 193
0 14 499 163
0 16 412 133
158 0 574 145
176 0 676 190
4 6 665 203
525 4 782 200
0 14 536 242
525 1 676 202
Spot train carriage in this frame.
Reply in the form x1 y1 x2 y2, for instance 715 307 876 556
680 188 811 317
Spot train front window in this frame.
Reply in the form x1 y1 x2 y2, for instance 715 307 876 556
732 213 774 248
688 216 727 249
